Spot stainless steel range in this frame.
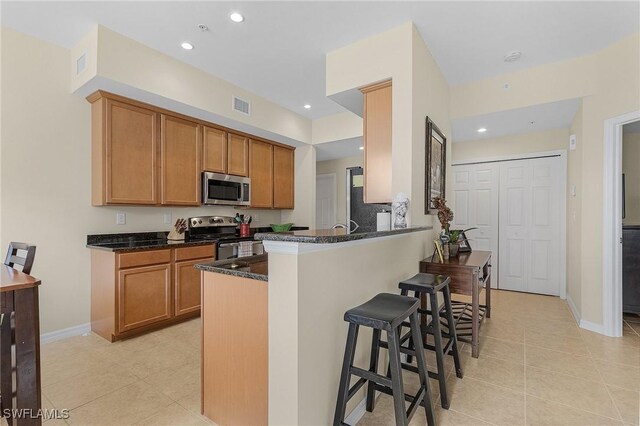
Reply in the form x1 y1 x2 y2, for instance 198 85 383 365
187 215 264 260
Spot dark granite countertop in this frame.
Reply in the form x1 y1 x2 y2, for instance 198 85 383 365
86 227 309 252
86 232 219 252
196 255 268 282
254 226 431 244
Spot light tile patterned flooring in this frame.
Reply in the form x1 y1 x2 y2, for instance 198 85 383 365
1 290 638 425
360 290 640 425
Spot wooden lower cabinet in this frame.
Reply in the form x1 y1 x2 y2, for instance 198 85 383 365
174 259 203 316
90 244 215 342
118 264 171 333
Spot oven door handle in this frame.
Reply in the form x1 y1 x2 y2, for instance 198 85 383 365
219 241 262 248
218 243 240 248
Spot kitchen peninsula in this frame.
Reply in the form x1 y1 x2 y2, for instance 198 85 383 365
197 226 431 426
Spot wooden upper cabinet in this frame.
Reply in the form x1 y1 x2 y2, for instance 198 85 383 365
249 140 274 208
361 80 392 204
202 126 227 174
273 146 295 209
92 98 159 205
161 115 201 206
227 133 249 177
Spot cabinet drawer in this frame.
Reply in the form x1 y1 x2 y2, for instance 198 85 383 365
175 245 216 261
118 249 171 269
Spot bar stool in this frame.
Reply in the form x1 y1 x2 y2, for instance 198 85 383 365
333 293 435 426
399 273 463 410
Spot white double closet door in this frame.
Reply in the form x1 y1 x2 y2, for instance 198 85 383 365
452 155 565 296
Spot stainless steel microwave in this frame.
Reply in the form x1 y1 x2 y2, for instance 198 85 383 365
202 172 250 206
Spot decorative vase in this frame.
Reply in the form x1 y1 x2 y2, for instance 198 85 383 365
449 243 460 257
442 243 450 259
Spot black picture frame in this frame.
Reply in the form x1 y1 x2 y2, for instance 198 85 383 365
458 231 472 253
425 117 447 214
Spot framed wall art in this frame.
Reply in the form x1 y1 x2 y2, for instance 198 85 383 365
425 117 447 214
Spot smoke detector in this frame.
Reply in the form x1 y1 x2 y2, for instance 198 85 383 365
198 24 209 32
504 51 522 62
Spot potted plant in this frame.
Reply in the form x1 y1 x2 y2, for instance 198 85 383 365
431 196 475 257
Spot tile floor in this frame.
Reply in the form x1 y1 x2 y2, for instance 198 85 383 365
360 290 640 425
1 290 638 425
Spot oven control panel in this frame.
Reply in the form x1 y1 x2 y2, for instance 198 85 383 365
189 216 236 228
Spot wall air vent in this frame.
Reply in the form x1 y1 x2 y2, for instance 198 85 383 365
232 96 251 116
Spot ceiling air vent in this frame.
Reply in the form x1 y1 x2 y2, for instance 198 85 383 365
232 96 251 116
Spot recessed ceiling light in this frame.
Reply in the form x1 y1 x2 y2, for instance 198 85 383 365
359 146 364 150
303 104 311 109
230 12 244 23
181 42 194 50
504 51 522 62
477 128 487 133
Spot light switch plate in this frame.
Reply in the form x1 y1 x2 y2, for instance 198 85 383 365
163 213 172 225
116 212 126 225
569 134 577 150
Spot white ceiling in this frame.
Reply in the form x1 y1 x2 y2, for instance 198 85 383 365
315 137 363 162
452 98 581 143
2 1 638 120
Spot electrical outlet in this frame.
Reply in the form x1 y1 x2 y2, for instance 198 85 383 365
253 214 259 223
163 212 172 225
116 212 126 225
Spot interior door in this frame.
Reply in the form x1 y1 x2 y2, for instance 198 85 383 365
452 163 500 288
316 174 336 229
499 157 562 295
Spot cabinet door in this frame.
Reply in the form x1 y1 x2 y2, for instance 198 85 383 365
105 100 158 204
249 140 274 208
362 81 392 204
273 146 294 209
227 133 249 177
174 259 204 317
118 264 171 333
203 126 227 173
161 115 201 205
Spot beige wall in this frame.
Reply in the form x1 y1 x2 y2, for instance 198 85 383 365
452 128 569 161
267 231 430 424
567 102 584 316
73 25 312 146
316 155 364 225
623 132 640 225
450 33 640 326
311 112 363 145
0 28 290 334
281 145 317 227
326 22 448 233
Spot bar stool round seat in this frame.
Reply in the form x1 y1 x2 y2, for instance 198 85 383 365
399 272 463 410
334 293 436 426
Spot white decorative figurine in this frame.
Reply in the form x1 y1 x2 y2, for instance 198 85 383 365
392 193 410 229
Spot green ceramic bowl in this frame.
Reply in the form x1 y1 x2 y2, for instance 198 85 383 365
270 223 293 232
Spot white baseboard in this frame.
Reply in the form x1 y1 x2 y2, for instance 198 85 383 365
565 295 605 334
344 397 367 426
40 322 91 344
579 319 604 334
566 294 581 326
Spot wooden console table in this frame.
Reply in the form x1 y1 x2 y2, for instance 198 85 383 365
1 265 42 426
420 251 491 358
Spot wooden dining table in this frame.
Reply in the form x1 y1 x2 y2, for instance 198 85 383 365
420 251 492 358
1 265 42 426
